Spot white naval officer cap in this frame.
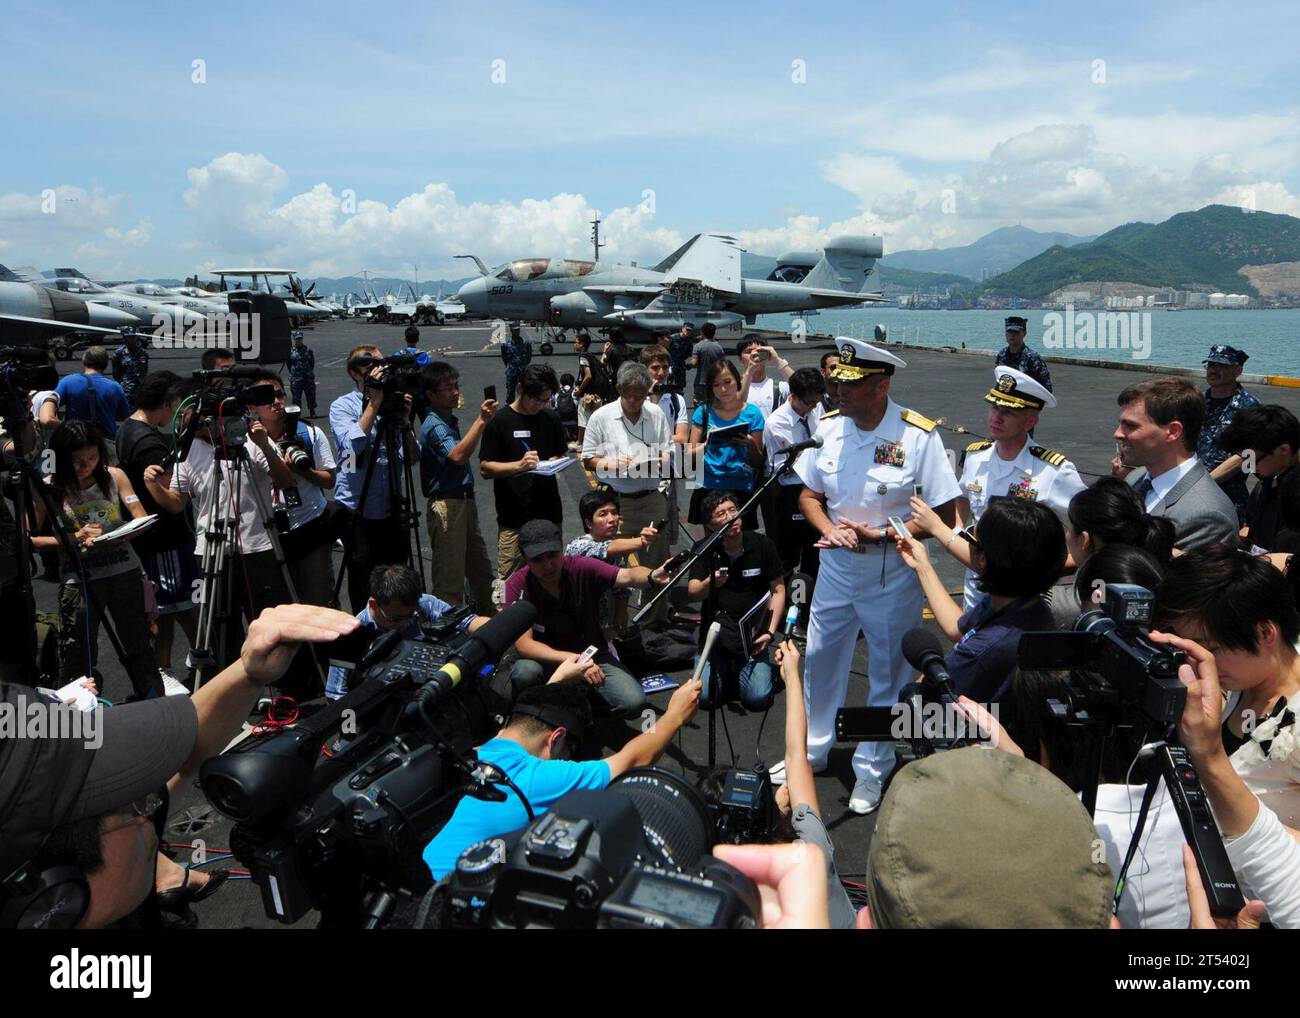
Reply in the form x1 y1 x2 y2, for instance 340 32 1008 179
830 337 907 381
985 366 1056 411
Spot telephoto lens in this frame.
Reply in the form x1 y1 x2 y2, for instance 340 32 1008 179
443 768 762 928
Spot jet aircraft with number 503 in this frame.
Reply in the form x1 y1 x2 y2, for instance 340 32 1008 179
455 233 886 338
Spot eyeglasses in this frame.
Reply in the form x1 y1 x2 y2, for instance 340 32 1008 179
375 602 418 626
101 792 164 835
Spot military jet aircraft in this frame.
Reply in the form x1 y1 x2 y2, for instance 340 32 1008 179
0 266 203 333
0 277 137 346
455 233 885 338
210 269 332 324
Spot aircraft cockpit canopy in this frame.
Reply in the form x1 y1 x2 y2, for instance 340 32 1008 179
492 259 596 282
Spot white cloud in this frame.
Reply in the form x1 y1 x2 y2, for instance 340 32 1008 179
180 154 685 278
0 184 152 275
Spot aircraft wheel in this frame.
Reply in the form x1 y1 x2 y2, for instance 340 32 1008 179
52 344 70 361
539 342 554 356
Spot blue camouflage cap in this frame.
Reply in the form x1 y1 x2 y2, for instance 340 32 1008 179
1204 344 1248 366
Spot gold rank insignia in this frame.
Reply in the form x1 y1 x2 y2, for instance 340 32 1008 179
900 409 937 432
965 440 992 453
1029 445 1067 467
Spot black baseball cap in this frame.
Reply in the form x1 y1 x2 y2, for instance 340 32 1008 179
1004 316 1028 332
0 684 196 873
518 519 563 559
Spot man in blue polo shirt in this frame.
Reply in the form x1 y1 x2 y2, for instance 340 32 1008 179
422 671 702 880
55 345 131 442
419 361 498 613
330 344 416 611
325 563 488 700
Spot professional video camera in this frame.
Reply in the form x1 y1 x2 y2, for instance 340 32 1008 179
442 768 762 929
1018 584 1243 917
355 352 423 415
199 601 536 928
836 627 988 766
1018 583 1186 727
0 346 57 424
167 365 279 464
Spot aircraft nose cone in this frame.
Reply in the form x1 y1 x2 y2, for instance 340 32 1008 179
85 302 139 328
457 277 487 312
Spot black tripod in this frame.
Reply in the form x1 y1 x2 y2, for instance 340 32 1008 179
636 443 807 767
1 453 132 686
186 424 318 690
332 405 425 607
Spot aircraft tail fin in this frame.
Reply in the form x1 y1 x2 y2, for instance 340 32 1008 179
800 235 884 293
0 264 24 282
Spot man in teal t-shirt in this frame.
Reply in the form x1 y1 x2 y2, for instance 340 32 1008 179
423 671 702 879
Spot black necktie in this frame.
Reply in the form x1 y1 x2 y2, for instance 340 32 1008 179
1135 475 1154 504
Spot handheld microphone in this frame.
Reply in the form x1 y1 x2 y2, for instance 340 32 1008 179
690 621 722 686
778 604 800 639
901 627 958 705
772 434 824 458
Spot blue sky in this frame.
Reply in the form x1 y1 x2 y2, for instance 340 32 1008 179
2 0 1297 280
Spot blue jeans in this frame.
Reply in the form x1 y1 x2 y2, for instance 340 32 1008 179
511 657 646 718
698 652 775 712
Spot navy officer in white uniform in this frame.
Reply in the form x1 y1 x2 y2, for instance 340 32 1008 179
957 366 1085 611
794 338 962 814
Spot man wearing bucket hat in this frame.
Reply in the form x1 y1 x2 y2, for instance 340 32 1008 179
864 747 1114 928
1200 344 1260 520
955 366 1085 611
793 338 962 814
996 315 1053 394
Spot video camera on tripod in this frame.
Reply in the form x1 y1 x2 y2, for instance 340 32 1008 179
0 346 57 424
354 352 424 415
199 601 537 928
167 365 280 465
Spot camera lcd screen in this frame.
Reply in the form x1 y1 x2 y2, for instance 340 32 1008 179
627 873 721 926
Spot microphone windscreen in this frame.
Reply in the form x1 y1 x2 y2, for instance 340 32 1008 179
901 626 946 671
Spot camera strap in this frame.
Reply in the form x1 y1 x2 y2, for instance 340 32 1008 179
1111 767 1163 916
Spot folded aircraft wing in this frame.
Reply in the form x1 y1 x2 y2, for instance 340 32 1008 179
655 234 743 294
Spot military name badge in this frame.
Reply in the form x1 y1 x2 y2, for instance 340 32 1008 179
1008 477 1039 500
874 442 906 467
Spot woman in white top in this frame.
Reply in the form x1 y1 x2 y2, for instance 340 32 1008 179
32 420 160 698
1156 543 1300 830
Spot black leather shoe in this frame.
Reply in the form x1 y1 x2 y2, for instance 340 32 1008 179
156 868 230 925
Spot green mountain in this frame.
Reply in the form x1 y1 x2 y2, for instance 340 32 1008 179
980 205 1300 298
885 225 1092 279
878 265 973 289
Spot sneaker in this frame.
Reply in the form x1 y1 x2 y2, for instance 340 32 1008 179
765 759 827 785
160 669 190 697
848 778 883 815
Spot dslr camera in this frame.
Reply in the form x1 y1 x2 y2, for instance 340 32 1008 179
277 404 314 471
443 768 761 929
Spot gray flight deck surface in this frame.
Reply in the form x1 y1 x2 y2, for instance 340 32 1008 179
56 318 1300 928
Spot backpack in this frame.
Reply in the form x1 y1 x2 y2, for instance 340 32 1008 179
554 386 577 423
583 355 614 403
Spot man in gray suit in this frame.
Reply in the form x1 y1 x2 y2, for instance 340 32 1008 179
1114 378 1239 550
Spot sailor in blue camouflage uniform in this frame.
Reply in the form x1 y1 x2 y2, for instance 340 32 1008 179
110 328 150 409
995 316 1053 394
500 321 533 403
1200 343 1260 520
287 329 318 418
